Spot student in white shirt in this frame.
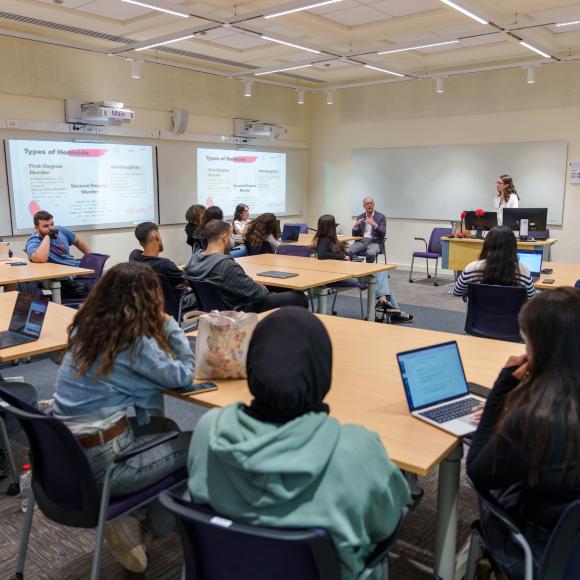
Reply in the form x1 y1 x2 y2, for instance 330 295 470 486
494 174 519 226
233 204 250 235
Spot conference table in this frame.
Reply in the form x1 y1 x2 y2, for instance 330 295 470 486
236 254 396 321
535 261 580 290
441 237 557 271
0 259 94 303
0 291 76 362
178 313 524 580
291 233 360 246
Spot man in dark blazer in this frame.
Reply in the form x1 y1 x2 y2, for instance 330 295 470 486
350 197 386 263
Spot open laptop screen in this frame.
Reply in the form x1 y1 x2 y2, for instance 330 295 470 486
397 341 469 411
517 250 543 277
281 225 300 242
9 295 48 337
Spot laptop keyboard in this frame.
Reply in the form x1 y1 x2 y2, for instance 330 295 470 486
419 397 480 423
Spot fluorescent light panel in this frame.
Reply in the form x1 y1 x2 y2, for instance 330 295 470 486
378 40 459 55
254 64 313 76
519 41 551 59
265 0 342 19
135 34 195 51
261 36 320 54
121 0 190 18
364 64 404 77
555 20 580 27
439 0 488 25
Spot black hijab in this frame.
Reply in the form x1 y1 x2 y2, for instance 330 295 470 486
245 306 332 424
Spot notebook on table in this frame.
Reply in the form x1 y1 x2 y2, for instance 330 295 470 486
257 271 299 279
517 250 543 281
397 341 485 437
0 294 49 349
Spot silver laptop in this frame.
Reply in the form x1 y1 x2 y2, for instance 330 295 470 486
0 294 49 349
397 341 484 436
517 250 543 282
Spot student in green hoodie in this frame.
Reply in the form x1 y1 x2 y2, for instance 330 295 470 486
187 307 410 579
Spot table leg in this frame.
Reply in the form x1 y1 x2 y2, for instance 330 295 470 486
434 444 463 580
362 274 376 322
47 280 62 304
316 288 329 314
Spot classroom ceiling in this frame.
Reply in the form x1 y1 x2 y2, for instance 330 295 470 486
3 1 580 90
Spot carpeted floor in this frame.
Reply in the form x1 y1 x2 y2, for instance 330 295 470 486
0 269 478 579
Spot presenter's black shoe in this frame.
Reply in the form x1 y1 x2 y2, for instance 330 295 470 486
390 312 414 323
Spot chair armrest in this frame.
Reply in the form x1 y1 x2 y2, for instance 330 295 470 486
413 237 428 251
114 431 180 464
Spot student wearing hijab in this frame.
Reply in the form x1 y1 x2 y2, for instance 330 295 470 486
187 307 410 580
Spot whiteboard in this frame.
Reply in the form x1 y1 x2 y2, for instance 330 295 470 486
352 141 568 225
158 142 306 225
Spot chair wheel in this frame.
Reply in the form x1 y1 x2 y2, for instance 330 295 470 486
6 482 20 496
409 279 414 283
11 574 24 580
427 275 432 278
434 282 439 287
331 310 337 316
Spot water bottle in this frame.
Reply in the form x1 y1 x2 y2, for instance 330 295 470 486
20 464 32 513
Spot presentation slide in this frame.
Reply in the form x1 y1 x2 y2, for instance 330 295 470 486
7 140 157 233
197 148 286 214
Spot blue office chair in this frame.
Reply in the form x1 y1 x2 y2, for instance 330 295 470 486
466 480 580 580
60 253 110 308
159 490 406 580
409 228 452 286
276 245 312 257
465 284 527 342
0 387 187 580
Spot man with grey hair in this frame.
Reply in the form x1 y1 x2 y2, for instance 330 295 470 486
350 197 386 263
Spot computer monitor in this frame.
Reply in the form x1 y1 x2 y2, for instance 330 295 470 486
463 211 498 231
502 208 547 232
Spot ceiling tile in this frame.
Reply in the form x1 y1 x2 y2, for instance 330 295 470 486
260 24 305 38
366 0 440 17
198 27 238 40
320 6 392 26
77 0 153 19
211 33 270 49
432 23 495 38
384 31 440 44
33 0 92 7
310 0 362 15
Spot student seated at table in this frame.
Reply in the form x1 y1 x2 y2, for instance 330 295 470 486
184 204 205 250
187 307 410 579
53 262 195 573
232 203 250 235
313 214 413 323
452 226 535 299
467 288 580 580
25 210 92 299
244 213 280 255
129 221 197 312
0 374 37 479
195 206 247 258
185 220 308 312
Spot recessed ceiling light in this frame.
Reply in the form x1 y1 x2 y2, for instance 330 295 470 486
261 36 320 54
265 0 342 19
135 34 195 51
254 64 313 76
364 64 405 77
378 40 459 55
121 0 190 18
519 41 551 59
439 0 488 25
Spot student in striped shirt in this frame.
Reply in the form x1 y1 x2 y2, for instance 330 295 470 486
453 226 535 299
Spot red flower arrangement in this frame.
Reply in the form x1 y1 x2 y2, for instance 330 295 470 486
474 208 485 217
460 211 467 220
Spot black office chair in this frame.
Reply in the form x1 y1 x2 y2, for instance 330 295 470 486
465 284 527 342
159 490 406 580
466 479 580 580
157 273 195 325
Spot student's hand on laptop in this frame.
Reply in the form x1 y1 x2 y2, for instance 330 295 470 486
472 402 485 423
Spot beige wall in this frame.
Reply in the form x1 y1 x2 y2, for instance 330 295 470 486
0 37 310 266
307 61 580 268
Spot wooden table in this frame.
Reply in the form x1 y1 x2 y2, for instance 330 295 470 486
0 259 94 303
236 255 396 321
441 237 557 271
0 291 76 362
292 233 360 246
0 273 17 286
535 261 580 289
180 314 524 579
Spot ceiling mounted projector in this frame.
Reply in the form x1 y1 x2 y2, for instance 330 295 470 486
65 99 135 126
234 118 287 140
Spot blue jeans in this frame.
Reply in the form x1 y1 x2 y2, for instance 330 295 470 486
343 272 399 308
230 244 248 258
85 416 191 535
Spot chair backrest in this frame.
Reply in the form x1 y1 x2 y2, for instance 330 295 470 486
159 491 342 580
284 223 309 234
187 278 227 312
0 387 101 528
77 253 110 290
276 245 312 257
157 273 180 319
465 284 527 342
244 240 274 256
428 228 453 255
539 499 580 580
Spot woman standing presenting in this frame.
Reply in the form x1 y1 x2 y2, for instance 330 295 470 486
494 174 519 225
